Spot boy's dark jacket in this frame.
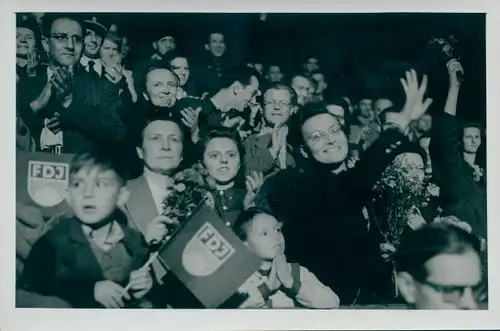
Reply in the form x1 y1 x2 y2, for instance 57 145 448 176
18 215 157 308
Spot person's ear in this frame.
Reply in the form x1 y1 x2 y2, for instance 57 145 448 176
136 146 144 160
143 91 149 101
117 186 130 207
152 41 158 51
300 145 309 159
204 44 210 52
41 36 50 54
395 271 417 305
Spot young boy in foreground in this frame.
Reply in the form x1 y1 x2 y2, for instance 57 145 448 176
234 207 340 308
18 150 155 308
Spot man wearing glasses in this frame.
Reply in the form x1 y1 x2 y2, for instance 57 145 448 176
394 222 485 309
28 13 126 154
243 83 296 175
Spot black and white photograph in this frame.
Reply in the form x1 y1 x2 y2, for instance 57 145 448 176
2 0 500 330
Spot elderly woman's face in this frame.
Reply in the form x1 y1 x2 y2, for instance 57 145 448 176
301 113 348 164
395 152 426 185
137 120 183 175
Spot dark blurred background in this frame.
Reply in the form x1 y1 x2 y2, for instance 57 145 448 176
88 13 487 125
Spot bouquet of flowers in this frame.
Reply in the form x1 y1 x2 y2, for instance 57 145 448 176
372 156 439 247
160 162 214 234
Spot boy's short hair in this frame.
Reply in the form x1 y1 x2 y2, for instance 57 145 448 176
233 207 278 241
70 148 128 186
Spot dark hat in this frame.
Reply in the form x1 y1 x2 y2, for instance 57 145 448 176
17 13 41 45
151 23 178 42
82 15 107 36
17 13 40 34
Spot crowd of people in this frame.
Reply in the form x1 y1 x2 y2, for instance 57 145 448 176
15 12 487 310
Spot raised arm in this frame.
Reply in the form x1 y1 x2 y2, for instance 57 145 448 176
429 60 466 193
352 70 434 197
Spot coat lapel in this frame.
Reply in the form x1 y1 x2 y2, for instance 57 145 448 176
62 218 103 280
125 175 159 234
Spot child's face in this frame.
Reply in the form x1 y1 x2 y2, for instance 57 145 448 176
245 213 285 260
203 137 241 184
66 166 128 225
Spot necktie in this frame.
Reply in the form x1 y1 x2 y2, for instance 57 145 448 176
88 60 99 77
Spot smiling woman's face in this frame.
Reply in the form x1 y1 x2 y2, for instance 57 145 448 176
203 137 241 184
301 113 348 164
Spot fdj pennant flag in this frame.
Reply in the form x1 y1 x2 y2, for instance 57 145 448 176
158 204 261 308
16 152 74 217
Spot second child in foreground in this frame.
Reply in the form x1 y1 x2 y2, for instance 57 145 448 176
234 207 340 308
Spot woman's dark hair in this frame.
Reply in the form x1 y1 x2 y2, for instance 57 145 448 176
394 222 481 280
288 103 342 148
103 31 122 50
135 108 194 169
197 126 246 187
233 207 278 241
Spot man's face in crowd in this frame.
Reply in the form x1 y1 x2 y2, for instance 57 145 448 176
43 18 83 67
397 249 482 309
206 33 226 58
154 36 176 56
83 28 103 58
99 38 120 67
291 75 313 106
170 57 190 87
302 113 348 164
463 127 481 154
311 72 327 95
137 120 183 175
263 88 293 126
374 98 394 116
304 57 319 74
203 137 241 184
144 68 179 108
267 65 283 83
358 98 373 118
16 27 36 57
233 75 260 112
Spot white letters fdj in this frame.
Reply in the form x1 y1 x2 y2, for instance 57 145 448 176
31 164 66 180
198 225 233 261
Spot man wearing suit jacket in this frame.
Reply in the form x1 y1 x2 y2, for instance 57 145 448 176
17 13 127 154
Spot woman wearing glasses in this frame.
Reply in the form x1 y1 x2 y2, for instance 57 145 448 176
261 70 434 306
243 84 297 176
394 222 484 309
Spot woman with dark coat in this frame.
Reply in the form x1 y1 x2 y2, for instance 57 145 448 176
429 60 486 240
261 70 433 305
